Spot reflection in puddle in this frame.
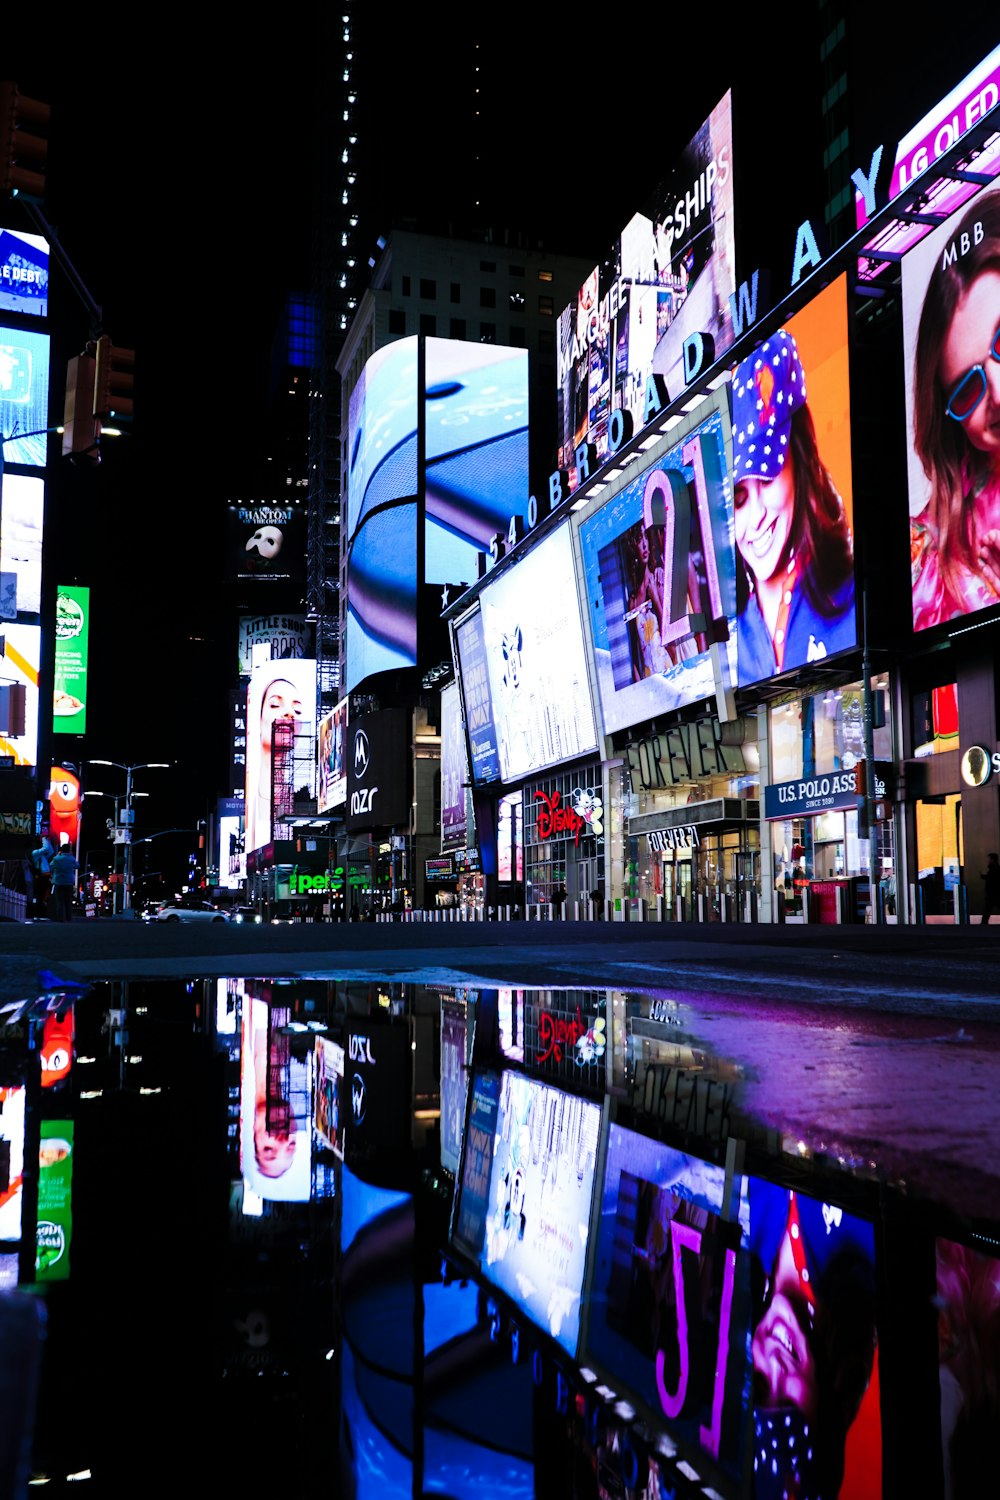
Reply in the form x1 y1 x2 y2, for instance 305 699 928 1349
5 974 999 1498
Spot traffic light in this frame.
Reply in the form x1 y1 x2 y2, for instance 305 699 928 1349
62 349 100 465
92 335 134 421
0 82 49 198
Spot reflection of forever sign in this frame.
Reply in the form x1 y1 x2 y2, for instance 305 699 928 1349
647 825 701 852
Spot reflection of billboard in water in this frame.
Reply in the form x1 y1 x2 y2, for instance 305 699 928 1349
585 1126 750 1486
579 401 736 733
557 93 735 478
240 994 312 1203
480 1070 601 1358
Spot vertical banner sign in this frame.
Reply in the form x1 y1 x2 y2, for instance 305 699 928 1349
53 586 90 734
36 1122 74 1282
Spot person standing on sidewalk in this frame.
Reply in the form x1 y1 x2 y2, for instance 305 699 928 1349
47 840 78 923
982 852 1000 924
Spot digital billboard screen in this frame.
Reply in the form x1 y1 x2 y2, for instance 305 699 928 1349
237 613 312 677
346 499 418 690
479 1070 601 1359
0 1084 26 1240
0 226 48 317
579 398 736 733
748 1178 880 1500
439 680 468 848
227 503 306 585
346 337 419 543
424 339 529 585
53 586 89 735
903 185 1000 632
240 992 312 1203
584 1126 750 1486
557 93 735 478
0 624 39 766
0 325 49 466
731 274 856 686
454 608 500 787
344 706 411 831
317 696 348 813
479 527 597 784
0 473 42 617
314 1036 344 1159
244 658 316 856
439 998 469 1179
936 1235 1000 1496
36 1122 74 1282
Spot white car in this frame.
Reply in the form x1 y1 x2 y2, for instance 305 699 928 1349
151 900 231 924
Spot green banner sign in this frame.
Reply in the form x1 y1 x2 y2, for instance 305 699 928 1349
53 585 89 735
36 1120 74 1282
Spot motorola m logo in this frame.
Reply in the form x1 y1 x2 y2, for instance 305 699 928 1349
354 729 371 779
351 1072 366 1124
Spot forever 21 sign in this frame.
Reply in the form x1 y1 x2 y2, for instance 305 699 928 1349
345 707 411 830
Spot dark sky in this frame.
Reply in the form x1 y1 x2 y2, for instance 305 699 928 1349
10 17 1000 877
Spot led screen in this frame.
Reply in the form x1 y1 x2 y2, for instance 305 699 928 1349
748 1178 880 1500
48 763 81 848
240 993 311 1203
53 585 89 735
903 185 1000 632
0 473 42 616
557 93 735 477
318 697 348 813
0 226 48 317
440 999 468 1178
314 1036 344 1158
936 1235 1000 1497
346 500 418 690
440 680 468 848
480 1070 601 1359
36 1121 73 1282
579 399 736 733
237 613 311 677
424 339 529 585
585 1126 750 1485
346 337 419 543
451 1068 501 1262
341 1162 411 1259
0 1084 26 1240
0 624 39 766
243 658 316 856
0 324 49 465
454 609 500 786
731 275 856 686
479 527 597 783
227 503 306 584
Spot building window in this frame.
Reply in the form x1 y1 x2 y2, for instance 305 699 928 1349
450 317 467 339
537 328 555 353
538 295 554 316
419 277 437 299
480 322 497 343
538 269 553 282
480 259 496 272
401 275 411 296
450 282 461 303
509 291 525 308
509 264 525 278
480 286 496 308
508 326 526 347
388 309 405 334
420 312 437 335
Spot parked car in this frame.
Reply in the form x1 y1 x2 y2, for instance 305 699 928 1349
149 900 231 924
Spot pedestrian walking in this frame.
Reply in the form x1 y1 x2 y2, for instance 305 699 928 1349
30 836 54 918
982 852 1000 924
47 841 78 923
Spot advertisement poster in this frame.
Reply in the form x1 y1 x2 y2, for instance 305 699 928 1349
579 399 736 733
228 503 305 584
440 680 468 849
240 992 311 1203
0 325 49 466
237 614 312 677
53 585 89 734
36 1122 74 1282
317 697 348 814
481 1071 601 1357
731 275 856 686
479 527 597 784
455 609 500 786
451 1068 500 1262
748 1179 880 1500
0 1084 26 1240
243 658 316 856
314 1036 344 1159
902 183 1000 632
557 93 735 477
585 1127 750 1486
439 999 469 1179
0 624 39 766
0 226 48 317
0 473 42 617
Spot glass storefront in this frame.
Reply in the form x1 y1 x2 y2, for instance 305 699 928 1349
522 764 604 914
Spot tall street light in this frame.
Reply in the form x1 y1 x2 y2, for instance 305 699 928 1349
83 789 149 914
86 761 170 913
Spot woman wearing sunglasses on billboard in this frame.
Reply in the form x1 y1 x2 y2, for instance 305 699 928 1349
731 330 855 685
911 189 1000 629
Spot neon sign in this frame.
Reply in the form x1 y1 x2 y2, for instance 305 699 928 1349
534 788 586 844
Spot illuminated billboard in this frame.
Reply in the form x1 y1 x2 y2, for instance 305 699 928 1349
903 185 1000 632
731 274 856 686
478 526 597 784
317 696 348 813
314 1036 344 1159
0 325 49 466
439 680 468 849
0 1084 26 1239
53 585 89 735
0 624 39 765
344 706 410 831
557 93 736 479
579 396 736 733
0 226 48 317
240 992 311 1203
347 337 419 543
424 338 529 585
237 613 312 677
227 503 305 584
0 472 42 616
345 499 418 689
454 608 500 786
584 1126 750 1487
36 1122 74 1282
478 1070 601 1358
244 658 316 855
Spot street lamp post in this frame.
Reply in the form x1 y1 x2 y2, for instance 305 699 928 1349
84 788 150 914
86 761 169 913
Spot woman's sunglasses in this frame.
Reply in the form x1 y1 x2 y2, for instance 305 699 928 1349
945 323 1000 421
